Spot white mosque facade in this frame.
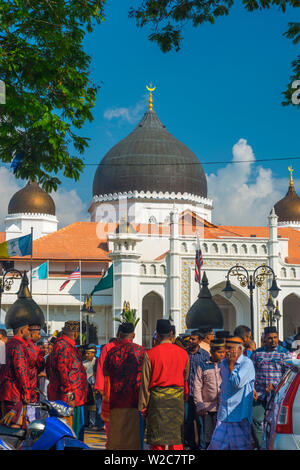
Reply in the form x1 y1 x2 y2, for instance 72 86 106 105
1 101 300 347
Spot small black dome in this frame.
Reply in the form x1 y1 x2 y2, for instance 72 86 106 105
93 110 207 198
274 182 300 223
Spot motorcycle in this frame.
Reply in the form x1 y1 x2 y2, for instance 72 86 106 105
0 437 13 450
0 394 89 450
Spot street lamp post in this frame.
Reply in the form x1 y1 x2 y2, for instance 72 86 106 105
81 294 95 345
222 264 280 338
273 301 282 334
266 294 275 327
262 297 282 335
0 268 23 313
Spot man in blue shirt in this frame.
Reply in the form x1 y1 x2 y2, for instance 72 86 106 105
185 329 211 450
208 336 255 450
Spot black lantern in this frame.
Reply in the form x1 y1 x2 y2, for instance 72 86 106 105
268 278 281 299
186 271 223 330
222 279 235 300
5 271 45 330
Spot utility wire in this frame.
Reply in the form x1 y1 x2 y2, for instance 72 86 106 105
1 155 299 167
78 155 300 166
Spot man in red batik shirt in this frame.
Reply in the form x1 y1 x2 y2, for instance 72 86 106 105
103 322 145 450
46 321 87 440
0 320 32 429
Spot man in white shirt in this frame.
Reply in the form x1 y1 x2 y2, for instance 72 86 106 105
0 328 7 365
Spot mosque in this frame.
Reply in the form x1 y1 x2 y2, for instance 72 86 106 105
1 90 300 347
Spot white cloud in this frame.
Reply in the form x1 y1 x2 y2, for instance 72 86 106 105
0 166 23 229
207 138 288 226
0 166 88 230
103 96 147 124
51 189 89 228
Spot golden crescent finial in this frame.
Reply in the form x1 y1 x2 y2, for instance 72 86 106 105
146 83 156 111
146 85 156 92
288 166 294 186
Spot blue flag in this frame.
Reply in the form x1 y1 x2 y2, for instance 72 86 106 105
32 261 48 280
11 151 25 173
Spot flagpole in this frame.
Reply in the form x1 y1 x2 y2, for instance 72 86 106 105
47 260 49 335
79 260 82 346
30 227 33 294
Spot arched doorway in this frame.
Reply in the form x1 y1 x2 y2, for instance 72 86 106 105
212 294 237 334
142 292 163 348
210 281 251 336
283 294 300 338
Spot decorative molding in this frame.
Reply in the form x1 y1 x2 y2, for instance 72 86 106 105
91 190 213 208
181 259 192 331
197 259 268 270
5 213 58 221
278 221 300 226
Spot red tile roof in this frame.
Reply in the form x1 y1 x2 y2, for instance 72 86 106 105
1 218 300 265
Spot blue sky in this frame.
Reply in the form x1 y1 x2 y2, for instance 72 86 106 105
1 0 299 227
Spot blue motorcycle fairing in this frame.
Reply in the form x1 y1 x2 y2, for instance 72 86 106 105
31 417 75 450
56 437 89 450
0 438 12 450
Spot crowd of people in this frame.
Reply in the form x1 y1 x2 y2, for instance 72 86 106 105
0 315 299 450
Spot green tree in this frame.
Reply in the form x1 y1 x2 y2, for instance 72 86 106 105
0 0 105 191
113 302 140 329
129 0 300 106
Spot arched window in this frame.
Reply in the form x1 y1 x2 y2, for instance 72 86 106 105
211 243 218 254
280 267 287 278
150 265 156 275
221 243 228 254
149 215 157 224
181 242 188 253
160 265 166 275
231 244 238 254
260 245 267 255
203 243 208 254
241 244 247 254
140 264 147 275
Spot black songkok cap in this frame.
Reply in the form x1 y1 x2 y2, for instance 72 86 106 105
264 326 277 335
211 339 225 348
11 318 29 330
156 319 172 335
63 321 80 333
225 336 244 345
198 325 213 335
119 322 134 334
215 330 230 339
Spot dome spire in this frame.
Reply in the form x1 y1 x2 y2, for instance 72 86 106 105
288 165 294 187
146 83 156 111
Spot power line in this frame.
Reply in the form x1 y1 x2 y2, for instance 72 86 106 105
1 155 299 167
81 155 300 166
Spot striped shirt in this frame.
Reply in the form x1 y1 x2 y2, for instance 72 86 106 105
188 347 210 396
251 345 291 400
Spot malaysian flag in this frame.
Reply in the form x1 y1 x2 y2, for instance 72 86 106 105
195 232 203 284
59 266 80 291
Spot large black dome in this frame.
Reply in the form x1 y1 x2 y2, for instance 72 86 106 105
93 110 207 198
